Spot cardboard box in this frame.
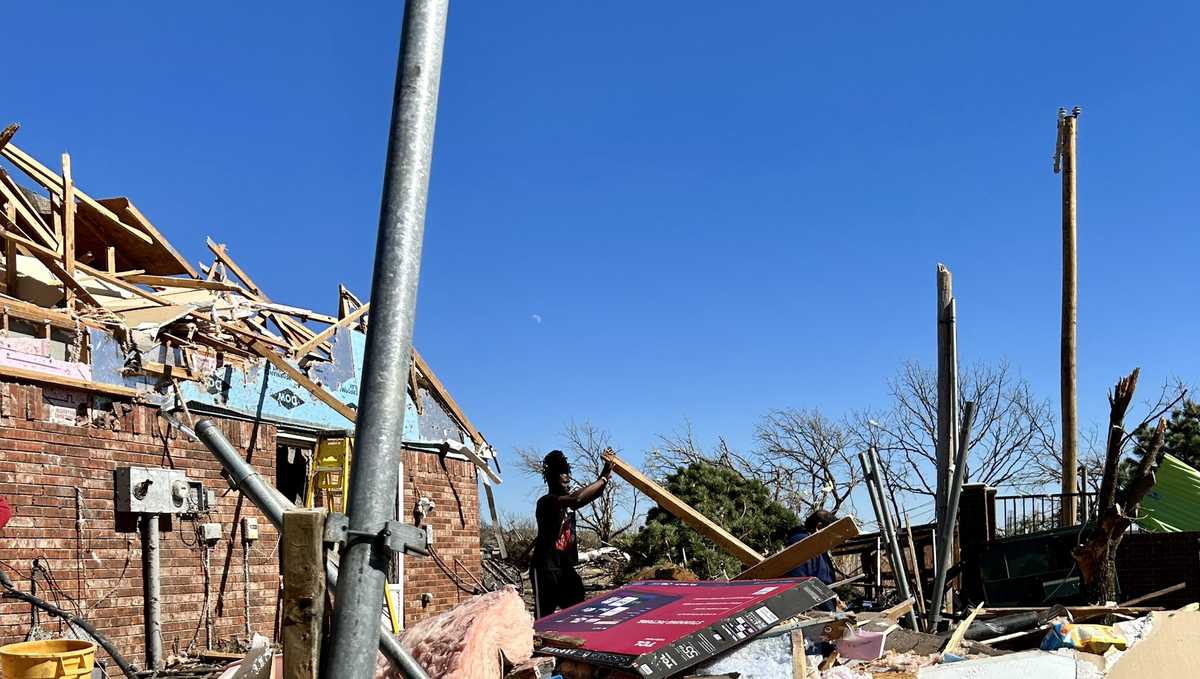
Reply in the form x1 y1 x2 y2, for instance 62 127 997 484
535 578 834 678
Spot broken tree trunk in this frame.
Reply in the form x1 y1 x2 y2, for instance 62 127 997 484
1073 368 1166 602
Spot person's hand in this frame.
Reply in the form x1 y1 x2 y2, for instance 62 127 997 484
600 449 615 478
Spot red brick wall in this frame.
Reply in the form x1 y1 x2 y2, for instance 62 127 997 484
401 448 481 626
0 382 280 667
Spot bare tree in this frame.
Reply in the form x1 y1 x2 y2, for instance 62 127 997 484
852 360 1057 499
515 421 641 544
649 414 861 516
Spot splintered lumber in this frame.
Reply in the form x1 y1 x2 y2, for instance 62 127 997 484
412 348 486 447
603 452 764 565
207 237 266 299
943 604 983 655
4 203 15 295
125 274 244 292
249 340 357 423
735 516 859 579
0 143 153 245
0 123 17 151
282 509 326 679
62 154 76 307
0 170 57 247
293 302 369 357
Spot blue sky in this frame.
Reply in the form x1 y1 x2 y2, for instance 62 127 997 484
5 3 1198 523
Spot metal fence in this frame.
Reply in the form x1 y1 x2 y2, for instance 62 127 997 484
995 491 1098 536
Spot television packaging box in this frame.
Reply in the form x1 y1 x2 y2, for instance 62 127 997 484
534 578 835 678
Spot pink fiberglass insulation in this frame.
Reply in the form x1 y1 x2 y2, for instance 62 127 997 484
374 586 534 679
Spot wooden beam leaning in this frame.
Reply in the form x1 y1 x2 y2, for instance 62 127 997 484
206 237 266 299
282 508 326 679
249 340 357 423
293 303 369 358
734 516 859 580
0 221 101 308
62 154 76 308
603 452 764 565
0 170 57 248
4 203 15 296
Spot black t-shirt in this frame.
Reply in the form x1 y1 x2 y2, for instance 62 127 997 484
532 493 578 570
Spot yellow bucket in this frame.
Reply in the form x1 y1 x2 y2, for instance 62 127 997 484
0 639 96 679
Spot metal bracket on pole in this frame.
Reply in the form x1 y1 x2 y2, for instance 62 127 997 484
323 513 429 557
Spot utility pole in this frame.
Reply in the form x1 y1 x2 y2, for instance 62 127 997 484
1056 107 1081 526
935 264 958 528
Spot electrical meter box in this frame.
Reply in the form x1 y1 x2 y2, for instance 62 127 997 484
114 467 209 515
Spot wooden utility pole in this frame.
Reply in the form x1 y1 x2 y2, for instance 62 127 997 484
1056 107 1081 525
935 264 959 525
282 509 326 679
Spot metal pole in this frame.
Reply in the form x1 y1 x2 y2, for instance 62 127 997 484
141 514 162 670
326 2 447 677
192 419 431 679
858 452 918 629
867 449 919 630
928 401 976 631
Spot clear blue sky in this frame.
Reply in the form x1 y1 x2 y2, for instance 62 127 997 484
5 3 1198 521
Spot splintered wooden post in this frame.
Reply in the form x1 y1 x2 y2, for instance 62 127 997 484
4 202 15 295
935 264 958 530
61 153 76 308
282 509 326 679
106 246 116 274
603 452 764 565
1058 107 1082 526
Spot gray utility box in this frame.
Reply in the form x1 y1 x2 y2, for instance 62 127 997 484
114 467 207 515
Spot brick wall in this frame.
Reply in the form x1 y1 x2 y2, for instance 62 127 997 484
1115 531 1200 608
0 382 280 667
401 448 481 626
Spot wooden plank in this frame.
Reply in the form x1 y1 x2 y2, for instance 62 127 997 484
206 237 266 299
62 154 76 308
228 319 294 352
0 363 140 397
97 197 200 278
790 630 806 679
0 171 57 248
106 246 116 273
136 360 194 381
412 348 486 447
978 605 1161 617
282 509 326 679
604 452 763 565
4 203 15 296
0 143 153 245
0 225 101 308
735 516 859 580
125 274 245 292
942 603 983 655
249 340 357 423
1119 582 1187 607
293 303 369 357
0 123 17 152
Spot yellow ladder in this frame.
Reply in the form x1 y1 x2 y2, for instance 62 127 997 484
305 434 352 512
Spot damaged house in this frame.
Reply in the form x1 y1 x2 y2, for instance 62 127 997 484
0 131 499 668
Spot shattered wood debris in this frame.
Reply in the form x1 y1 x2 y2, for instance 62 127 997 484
0 132 481 451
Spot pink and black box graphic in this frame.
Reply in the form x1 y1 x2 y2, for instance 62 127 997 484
534 578 835 678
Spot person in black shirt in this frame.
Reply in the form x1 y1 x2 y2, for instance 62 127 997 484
530 448 613 618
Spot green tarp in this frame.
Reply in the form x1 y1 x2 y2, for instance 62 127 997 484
1138 453 1200 532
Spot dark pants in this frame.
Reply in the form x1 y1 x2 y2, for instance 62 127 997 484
531 566 585 618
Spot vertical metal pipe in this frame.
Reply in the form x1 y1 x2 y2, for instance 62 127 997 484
141 514 162 670
928 401 976 631
192 419 429 678
324 2 447 678
867 449 919 629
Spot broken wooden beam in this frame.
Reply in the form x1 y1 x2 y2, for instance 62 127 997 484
282 508 326 679
603 452 764 565
734 516 859 580
125 274 245 292
293 302 369 357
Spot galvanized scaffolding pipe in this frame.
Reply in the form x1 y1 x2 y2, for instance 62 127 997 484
928 401 977 631
141 514 163 670
325 1 447 677
192 419 430 679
